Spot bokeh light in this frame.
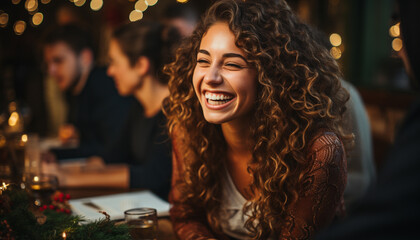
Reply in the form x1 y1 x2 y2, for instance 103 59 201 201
135 0 148 12
329 33 342 47
90 0 103 11
14 20 26 35
12 0 22 5
330 46 342 59
74 0 86 7
389 23 400 38
41 0 51 4
177 0 189 3
145 0 158 6
25 0 38 13
0 12 9 28
21 134 28 143
8 112 19 126
392 38 403 52
32 12 43 26
129 10 143 22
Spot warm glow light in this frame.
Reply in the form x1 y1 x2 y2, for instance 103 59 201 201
62 232 67 239
0 13 9 28
389 23 400 38
330 46 342 59
12 0 22 5
32 12 43 25
41 0 51 4
90 0 103 11
34 176 39 182
8 112 19 126
21 134 28 143
74 0 86 7
177 0 189 3
392 38 403 52
14 21 26 35
329 33 342 47
145 0 158 6
135 0 148 11
25 0 38 12
0 182 10 194
129 10 143 22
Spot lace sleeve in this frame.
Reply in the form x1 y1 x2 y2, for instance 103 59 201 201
169 134 223 240
279 132 347 240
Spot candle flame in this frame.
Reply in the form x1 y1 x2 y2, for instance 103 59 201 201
62 232 66 239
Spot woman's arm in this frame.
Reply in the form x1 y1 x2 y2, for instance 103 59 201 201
169 135 219 240
278 132 347 240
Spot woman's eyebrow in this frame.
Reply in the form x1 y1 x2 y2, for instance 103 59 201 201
198 49 248 62
222 53 247 62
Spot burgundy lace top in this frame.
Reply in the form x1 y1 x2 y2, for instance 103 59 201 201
169 131 347 240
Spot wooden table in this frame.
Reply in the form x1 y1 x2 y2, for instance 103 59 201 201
62 187 177 240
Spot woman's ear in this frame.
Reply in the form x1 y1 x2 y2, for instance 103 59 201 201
135 56 151 77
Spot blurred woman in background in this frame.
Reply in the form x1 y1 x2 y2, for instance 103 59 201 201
55 21 180 200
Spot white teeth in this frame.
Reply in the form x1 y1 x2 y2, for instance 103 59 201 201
205 92 233 101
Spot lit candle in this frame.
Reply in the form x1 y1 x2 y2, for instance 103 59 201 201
62 232 66 239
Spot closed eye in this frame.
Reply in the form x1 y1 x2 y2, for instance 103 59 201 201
197 59 210 66
224 62 245 70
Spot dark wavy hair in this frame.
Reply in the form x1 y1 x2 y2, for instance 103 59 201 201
163 0 350 238
112 21 180 84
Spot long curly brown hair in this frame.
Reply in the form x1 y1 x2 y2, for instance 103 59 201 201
163 0 350 238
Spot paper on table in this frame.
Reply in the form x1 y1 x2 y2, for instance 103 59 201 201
69 190 170 222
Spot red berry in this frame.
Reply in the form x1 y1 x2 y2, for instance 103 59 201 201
42 205 48 210
65 194 71 200
49 205 54 209
65 209 71 214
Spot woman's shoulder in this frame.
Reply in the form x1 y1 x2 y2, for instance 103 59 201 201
308 131 342 152
306 130 345 167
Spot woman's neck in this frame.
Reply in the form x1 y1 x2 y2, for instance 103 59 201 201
134 75 169 118
222 119 253 162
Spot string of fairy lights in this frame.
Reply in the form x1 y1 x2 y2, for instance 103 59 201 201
0 0 189 35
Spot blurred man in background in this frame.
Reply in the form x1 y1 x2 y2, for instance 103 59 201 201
43 24 131 160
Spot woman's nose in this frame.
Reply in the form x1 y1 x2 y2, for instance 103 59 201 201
203 64 222 85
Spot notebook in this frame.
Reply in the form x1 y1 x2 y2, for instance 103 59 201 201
69 190 170 222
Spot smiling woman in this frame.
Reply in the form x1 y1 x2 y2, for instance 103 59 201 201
163 0 351 239
193 22 257 125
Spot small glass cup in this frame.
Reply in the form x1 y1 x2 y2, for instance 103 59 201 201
124 208 158 240
28 174 58 206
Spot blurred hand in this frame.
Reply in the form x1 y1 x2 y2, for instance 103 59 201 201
59 124 79 146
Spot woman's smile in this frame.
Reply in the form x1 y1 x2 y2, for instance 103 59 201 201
193 22 257 124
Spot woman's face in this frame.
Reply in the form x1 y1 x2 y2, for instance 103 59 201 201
107 39 141 96
192 22 257 125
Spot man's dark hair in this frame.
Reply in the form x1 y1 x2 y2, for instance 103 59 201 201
43 24 93 55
